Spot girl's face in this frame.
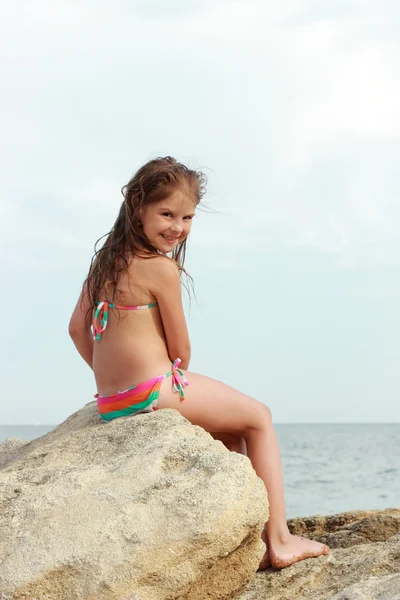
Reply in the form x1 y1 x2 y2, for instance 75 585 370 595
140 188 196 254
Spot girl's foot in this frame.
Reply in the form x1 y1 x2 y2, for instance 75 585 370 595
268 533 329 569
257 527 271 570
258 550 271 570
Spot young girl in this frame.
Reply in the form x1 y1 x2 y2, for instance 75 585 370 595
69 156 329 570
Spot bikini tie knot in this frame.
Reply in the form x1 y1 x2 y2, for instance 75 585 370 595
171 358 189 400
91 301 109 341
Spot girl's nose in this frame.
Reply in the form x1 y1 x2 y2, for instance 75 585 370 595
171 221 183 233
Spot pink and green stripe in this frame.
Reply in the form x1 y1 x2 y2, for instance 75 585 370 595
96 359 189 421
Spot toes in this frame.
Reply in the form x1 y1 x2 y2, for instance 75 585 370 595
257 550 271 571
258 528 270 571
261 528 268 545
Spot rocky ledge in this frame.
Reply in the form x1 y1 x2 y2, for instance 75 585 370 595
239 508 400 600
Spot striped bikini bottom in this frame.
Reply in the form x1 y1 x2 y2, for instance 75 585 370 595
95 359 189 422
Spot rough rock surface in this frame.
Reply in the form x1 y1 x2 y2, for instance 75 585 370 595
238 509 400 600
0 404 268 600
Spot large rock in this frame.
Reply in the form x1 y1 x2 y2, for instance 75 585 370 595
238 509 400 599
0 404 268 600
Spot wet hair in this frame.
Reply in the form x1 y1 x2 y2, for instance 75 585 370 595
83 156 207 329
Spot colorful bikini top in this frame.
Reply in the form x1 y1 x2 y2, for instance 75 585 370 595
92 300 158 341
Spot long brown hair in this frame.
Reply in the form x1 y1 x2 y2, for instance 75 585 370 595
83 156 207 329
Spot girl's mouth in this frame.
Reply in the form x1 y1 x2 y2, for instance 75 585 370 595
161 234 179 244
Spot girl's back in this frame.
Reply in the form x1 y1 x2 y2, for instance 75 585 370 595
93 255 172 396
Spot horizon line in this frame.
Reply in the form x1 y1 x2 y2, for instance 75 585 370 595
1 422 399 427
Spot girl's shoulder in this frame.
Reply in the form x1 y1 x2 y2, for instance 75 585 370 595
130 253 179 276
129 254 180 294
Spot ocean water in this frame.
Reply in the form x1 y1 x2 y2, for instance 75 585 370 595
276 423 400 518
1 423 399 519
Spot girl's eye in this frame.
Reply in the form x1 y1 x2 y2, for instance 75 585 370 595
184 216 193 220
162 212 172 217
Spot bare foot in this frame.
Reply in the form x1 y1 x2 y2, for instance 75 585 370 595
258 549 271 570
257 527 271 571
269 533 329 569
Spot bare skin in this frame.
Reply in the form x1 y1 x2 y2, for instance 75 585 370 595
211 431 247 456
158 372 330 570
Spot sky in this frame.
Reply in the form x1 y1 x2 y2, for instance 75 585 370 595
0 0 399 424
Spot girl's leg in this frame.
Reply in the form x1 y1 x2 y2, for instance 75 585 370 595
210 432 247 455
158 371 329 570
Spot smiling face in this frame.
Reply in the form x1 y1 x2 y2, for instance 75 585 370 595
140 188 196 254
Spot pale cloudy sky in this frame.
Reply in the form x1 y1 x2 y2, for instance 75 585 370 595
1 0 399 424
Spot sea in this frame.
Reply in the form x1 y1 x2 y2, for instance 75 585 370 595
1 423 399 519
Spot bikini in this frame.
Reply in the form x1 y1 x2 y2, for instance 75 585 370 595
92 301 189 421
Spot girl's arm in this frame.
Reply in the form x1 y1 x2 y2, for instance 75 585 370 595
146 257 191 369
68 284 94 369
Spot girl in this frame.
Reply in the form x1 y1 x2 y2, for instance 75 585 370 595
69 156 329 570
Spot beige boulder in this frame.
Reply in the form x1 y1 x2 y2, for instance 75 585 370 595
0 404 268 600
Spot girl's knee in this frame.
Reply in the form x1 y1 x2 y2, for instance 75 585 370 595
251 397 272 420
245 399 272 435
258 402 272 428
262 403 272 421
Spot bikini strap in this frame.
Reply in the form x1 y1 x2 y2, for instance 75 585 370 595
92 300 158 341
